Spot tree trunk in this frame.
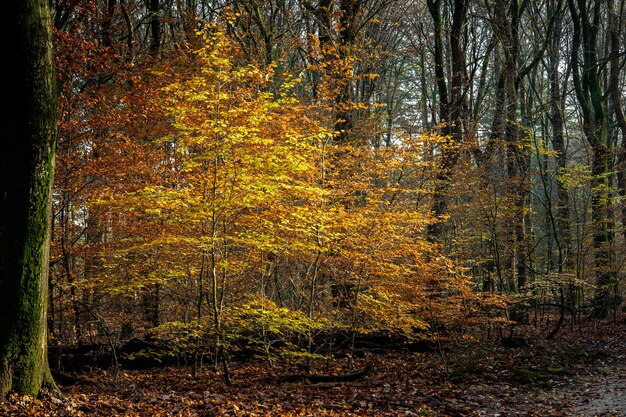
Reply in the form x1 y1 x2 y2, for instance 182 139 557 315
149 0 161 56
568 0 614 318
548 1 569 273
609 0 626 249
487 0 528 289
426 0 469 239
0 0 57 399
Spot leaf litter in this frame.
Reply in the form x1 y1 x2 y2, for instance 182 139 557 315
2 322 626 416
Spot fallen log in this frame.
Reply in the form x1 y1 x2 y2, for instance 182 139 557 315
275 362 373 384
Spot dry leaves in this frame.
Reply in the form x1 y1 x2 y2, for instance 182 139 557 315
3 322 626 417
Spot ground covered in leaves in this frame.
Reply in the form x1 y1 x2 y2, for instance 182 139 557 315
2 322 625 416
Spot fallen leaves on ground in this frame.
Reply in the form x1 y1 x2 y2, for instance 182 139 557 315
2 322 626 416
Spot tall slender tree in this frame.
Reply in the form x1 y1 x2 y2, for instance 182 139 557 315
426 0 469 238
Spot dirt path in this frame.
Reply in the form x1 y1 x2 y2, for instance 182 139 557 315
563 332 626 417
567 363 626 417
494 337 626 417
447 360 626 416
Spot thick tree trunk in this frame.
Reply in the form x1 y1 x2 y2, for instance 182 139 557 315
568 0 614 318
590 146 615 318
0 0 57 399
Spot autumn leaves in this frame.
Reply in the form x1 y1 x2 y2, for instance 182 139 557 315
52 21 502 371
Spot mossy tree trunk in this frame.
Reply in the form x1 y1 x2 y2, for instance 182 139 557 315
568 0 614 318
0 0 57 399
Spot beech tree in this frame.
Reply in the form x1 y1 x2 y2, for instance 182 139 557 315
43 0 626 357
568 0 615 318
0 0 57 399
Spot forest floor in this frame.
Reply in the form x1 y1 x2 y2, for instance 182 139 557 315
2 321 625 416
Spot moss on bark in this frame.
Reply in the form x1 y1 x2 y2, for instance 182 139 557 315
0 0 57 400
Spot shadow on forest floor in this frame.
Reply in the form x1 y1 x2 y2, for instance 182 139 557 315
2 321 626 416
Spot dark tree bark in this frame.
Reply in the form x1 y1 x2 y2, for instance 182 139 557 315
0 0 57 399
609 0 626 241
426 0 469 239
547 0 569 273
568 0 614 318
333 0 364 143
144 0 163 329
149 0 162 56
608 0 626 317
485 0 528 290
102 0 118 48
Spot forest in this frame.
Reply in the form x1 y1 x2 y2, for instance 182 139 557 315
1 0 626 415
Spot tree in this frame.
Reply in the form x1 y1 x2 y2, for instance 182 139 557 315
40 0 626 361
568 0 615 318
0 0 57 399
426 0 469 238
